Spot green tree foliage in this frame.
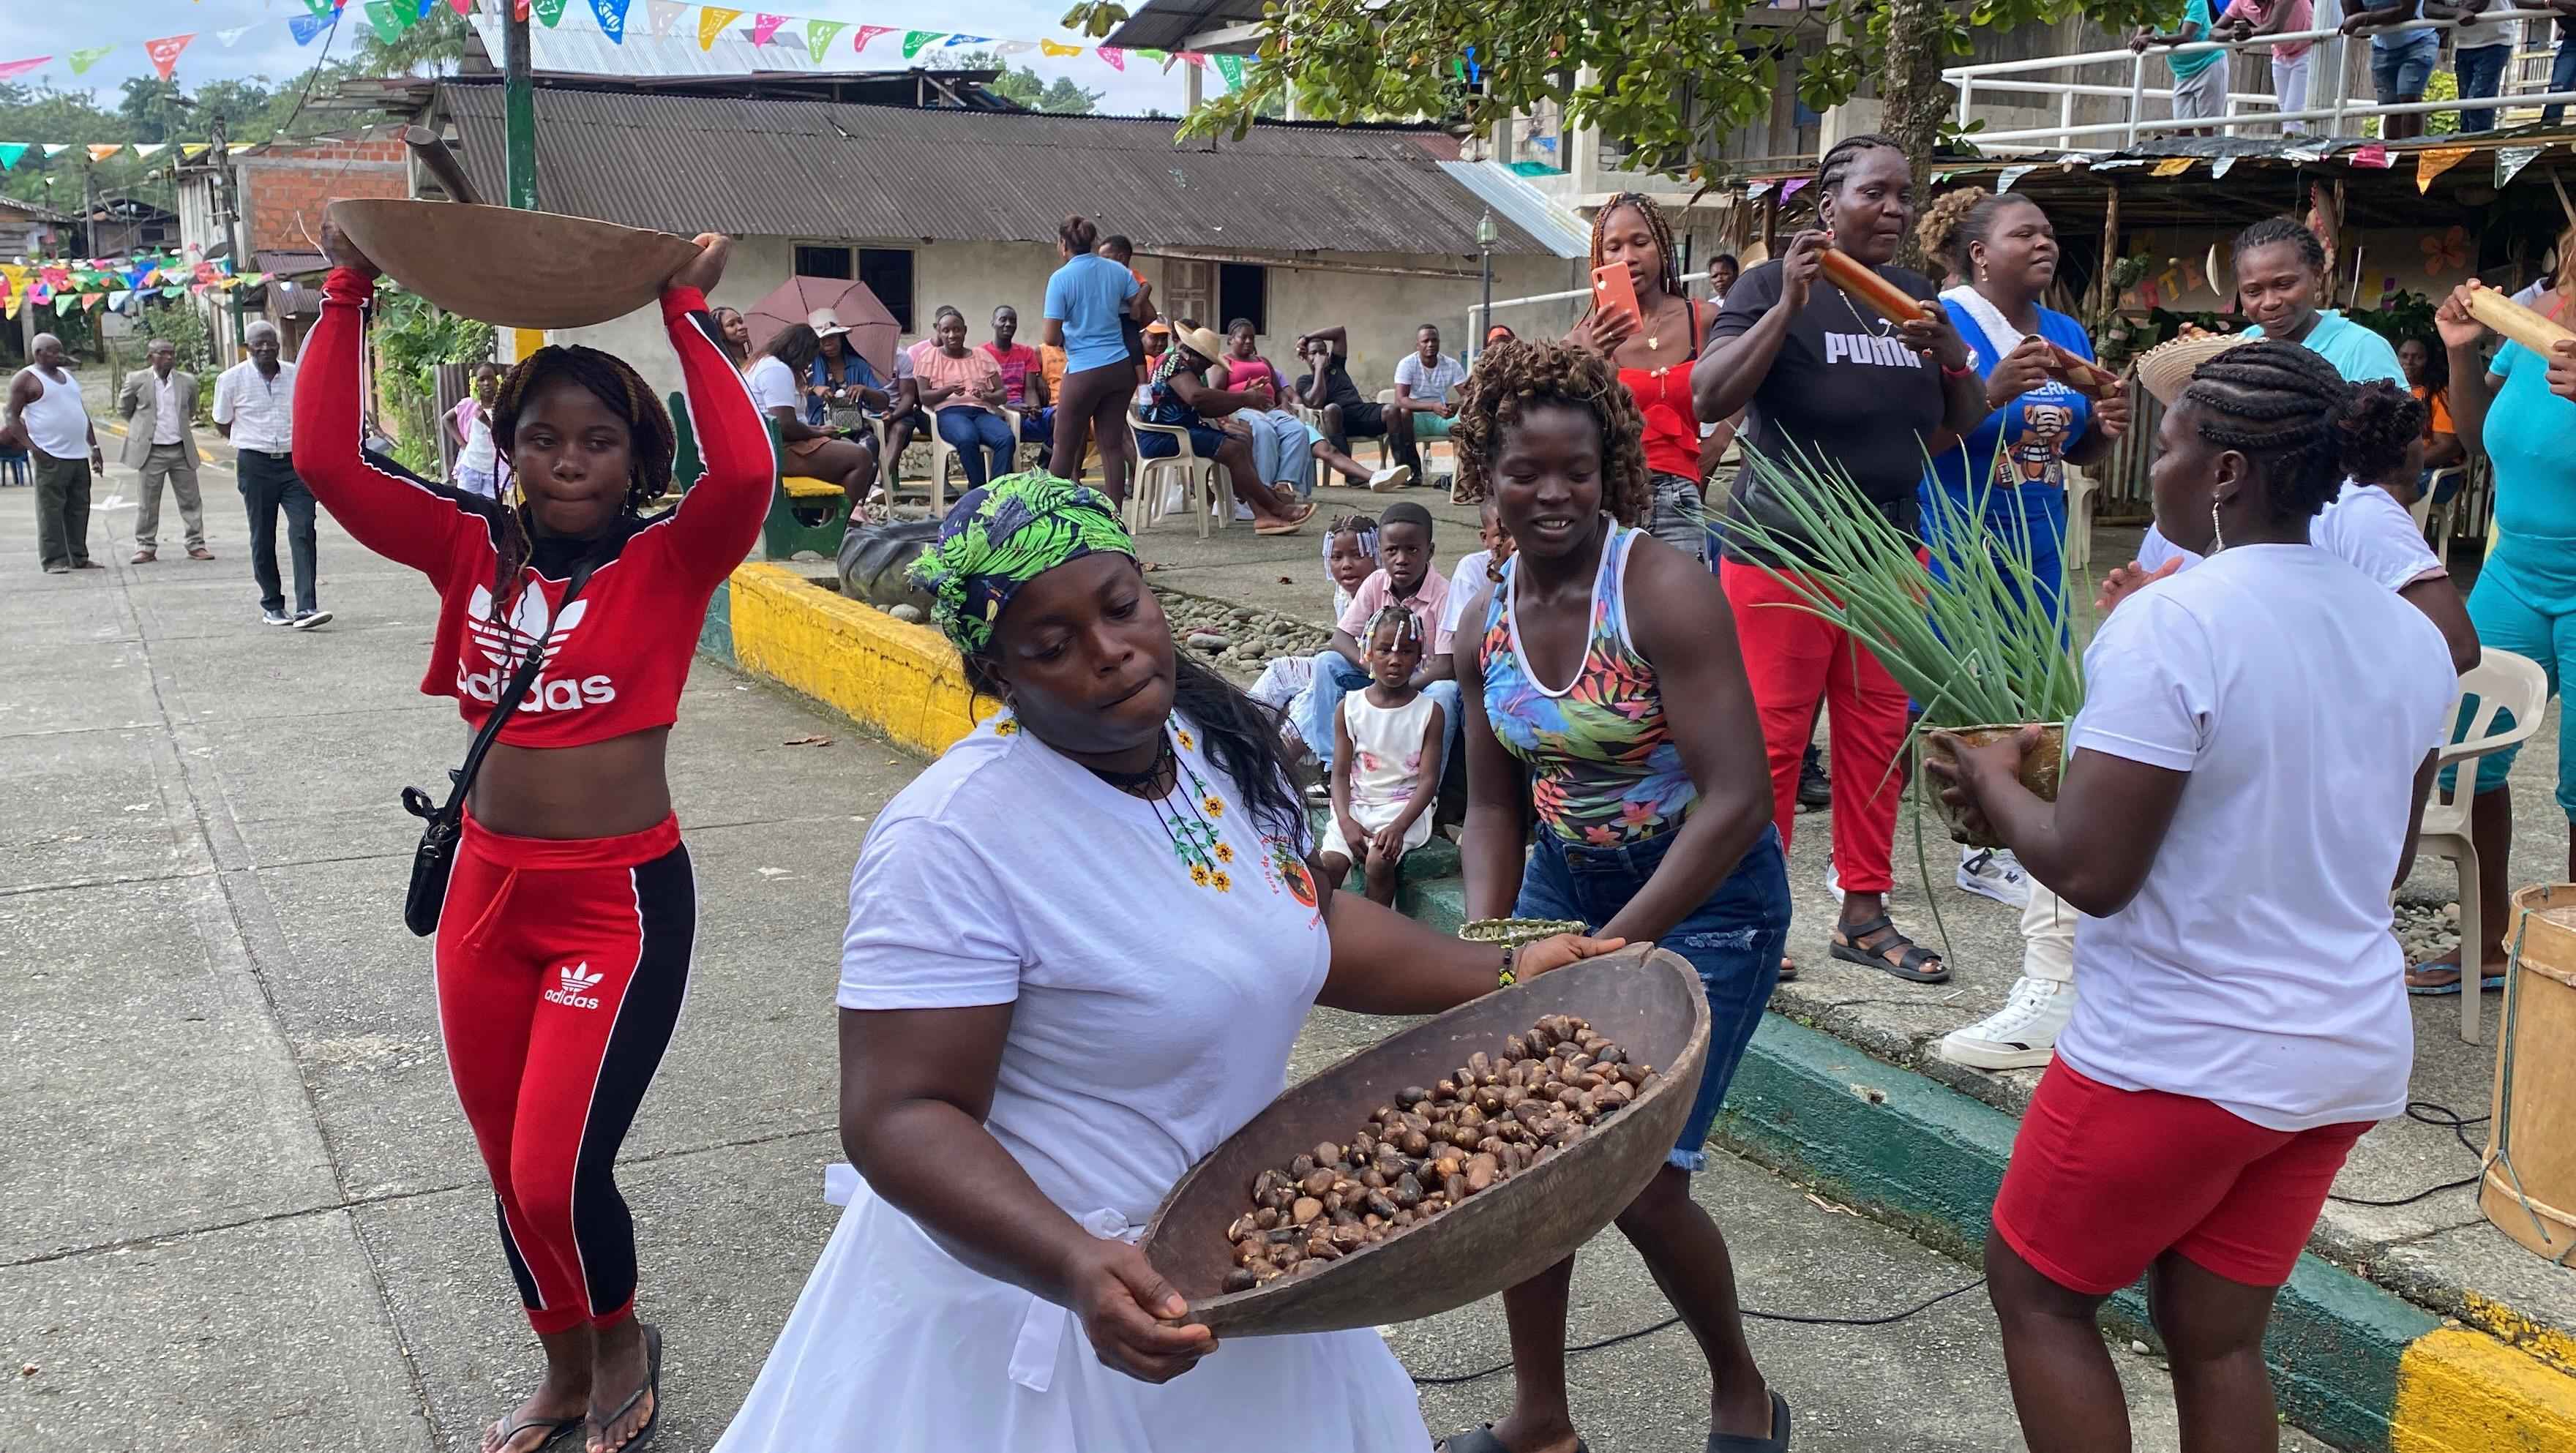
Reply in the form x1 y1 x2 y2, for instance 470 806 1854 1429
1063 0 2174 188
354 7 477 78
952 50 1105 114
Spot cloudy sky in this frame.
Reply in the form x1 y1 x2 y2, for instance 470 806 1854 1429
1 0 1213 123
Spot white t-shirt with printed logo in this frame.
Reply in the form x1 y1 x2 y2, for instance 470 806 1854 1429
2056 544 2456 1131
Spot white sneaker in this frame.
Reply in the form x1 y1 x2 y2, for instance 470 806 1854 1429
1824 855 1844 903
1957 846 2032 909
1939 975 2074 1070
1368 465 1413 493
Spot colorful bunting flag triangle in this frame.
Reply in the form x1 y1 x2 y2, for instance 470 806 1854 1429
0 59 50 83
805 20 845 61
290 11 333 44
87 143 126 162
697 7 742 49
1213 53 1245 86
68 46 113 75
646 0 684 36
531 0 567 27
852 23 896 51
590 0 629 42
0 144 26 170
145 34 196 82
1040 39 1082 57
1096 45 1125 70
2416 144 2474 193
750 12 785 44
902 30 942 57
2496 144 2545 187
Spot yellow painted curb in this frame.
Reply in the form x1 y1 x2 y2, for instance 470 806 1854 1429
724 561 992 757
2393 1326 2576 1452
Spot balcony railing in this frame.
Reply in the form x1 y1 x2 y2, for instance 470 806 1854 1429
1944 12 2576 151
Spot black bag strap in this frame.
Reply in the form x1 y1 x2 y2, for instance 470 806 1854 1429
435 556 599 814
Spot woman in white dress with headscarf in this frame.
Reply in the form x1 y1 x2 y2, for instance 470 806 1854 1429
714 473 1622 1452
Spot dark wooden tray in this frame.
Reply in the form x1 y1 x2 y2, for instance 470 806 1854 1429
1138 945 1708 1337
326 200 703 331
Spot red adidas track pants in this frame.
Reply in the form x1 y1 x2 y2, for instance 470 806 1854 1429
435 811 694 1334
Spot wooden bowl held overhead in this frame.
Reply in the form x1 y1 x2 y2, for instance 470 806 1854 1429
1137 946 1710 1337
324 200 705 331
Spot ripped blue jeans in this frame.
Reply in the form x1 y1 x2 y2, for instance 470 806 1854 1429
1513 821 1791 1172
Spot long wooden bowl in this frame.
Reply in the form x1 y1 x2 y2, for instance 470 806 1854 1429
1138 945 1710 1337
326 200 703 330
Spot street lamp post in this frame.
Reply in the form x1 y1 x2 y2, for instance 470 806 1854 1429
1475 209 1497 361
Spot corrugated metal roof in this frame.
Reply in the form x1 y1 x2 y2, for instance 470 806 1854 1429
1102 0 1269 54
437 83 1559 258
1437 161 1590 260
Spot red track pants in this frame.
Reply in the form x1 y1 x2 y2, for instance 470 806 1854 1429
1720 560 1910 896
436 812 694 1334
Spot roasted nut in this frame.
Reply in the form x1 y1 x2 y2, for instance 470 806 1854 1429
1235 1240 1268 1267
1255 1206 1281 1230
1290 1195 1324 1225
1227 1213 1258 1241
1224 1267 1259 1293
1396 1085 1429 1109
1594 1044 1627 1066
1393 1173 1425 1209
1289 1154 1317 1179
1300 1169 1335 1197
1314 1141 1344 1168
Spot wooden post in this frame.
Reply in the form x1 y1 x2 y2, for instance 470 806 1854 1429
2094 182 2122 327
503 9 538 210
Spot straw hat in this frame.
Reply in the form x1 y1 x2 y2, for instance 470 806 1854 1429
2135 330 2258 408
1175 323 1231 363
804 307 852 339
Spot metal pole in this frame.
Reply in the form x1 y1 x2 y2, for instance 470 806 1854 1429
1480 244 1492 356
503 7 539 209
2127 53 2146 147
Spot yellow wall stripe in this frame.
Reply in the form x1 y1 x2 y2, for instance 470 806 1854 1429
724 563 992 757
2393 1326 2576 1452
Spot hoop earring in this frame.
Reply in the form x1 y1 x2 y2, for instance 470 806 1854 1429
2209 498 2226 553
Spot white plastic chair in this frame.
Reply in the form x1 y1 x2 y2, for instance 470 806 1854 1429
2064 465 2100 573
2422 649 2550 1044
1129 413 1225 538
1292 402 1332 495
924 405 1023 517
2422 463 2467 560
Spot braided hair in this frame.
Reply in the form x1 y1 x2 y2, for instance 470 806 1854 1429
2234 215 2329 278
1589 192 1682 298
1917 187 2045 285
1363 601 1426 656
2178 340 2424 523
1323 511 1379 570
485 344 676 623
1453 339 1652 527
1819 134 1903 200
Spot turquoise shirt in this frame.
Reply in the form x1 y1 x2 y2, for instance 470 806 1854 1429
2247 310 2407 388
2486 341 2576 542
2170 0 2223 78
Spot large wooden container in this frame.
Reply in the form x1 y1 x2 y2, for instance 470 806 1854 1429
1138 946 1710 1336
326 200 703 331
2481 885 2576 1263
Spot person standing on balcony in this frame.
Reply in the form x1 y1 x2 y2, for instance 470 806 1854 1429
2133 0 2228 135
2344 0 2438 139
2447 0 2520 130
2544 3 2576 124
1913 189 2133 1071
1693 133 1991 988
2219 0 2319 133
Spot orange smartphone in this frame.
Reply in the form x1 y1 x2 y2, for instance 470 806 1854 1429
1592 262 1643 329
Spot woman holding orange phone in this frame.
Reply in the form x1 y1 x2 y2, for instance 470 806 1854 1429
1568 192 1721 562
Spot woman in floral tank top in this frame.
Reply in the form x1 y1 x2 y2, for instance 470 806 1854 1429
1448 341 1796 1453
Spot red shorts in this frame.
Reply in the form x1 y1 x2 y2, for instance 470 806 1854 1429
1992 1062 2371 1295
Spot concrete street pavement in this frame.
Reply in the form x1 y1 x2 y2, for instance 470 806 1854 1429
0 486 2322 1451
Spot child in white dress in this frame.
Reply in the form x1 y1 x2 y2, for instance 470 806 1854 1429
1322 604 1447 904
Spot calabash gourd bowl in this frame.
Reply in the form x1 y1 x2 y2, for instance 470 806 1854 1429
1138 945 1708 1337
1921 722 2066 849
326 200 704 331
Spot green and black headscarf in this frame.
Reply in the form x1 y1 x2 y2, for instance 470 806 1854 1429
909 471 1136 658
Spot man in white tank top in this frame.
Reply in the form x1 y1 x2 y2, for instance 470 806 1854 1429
3 333 105 574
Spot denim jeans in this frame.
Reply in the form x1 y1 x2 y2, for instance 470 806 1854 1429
2370 31 2440 103
2548 38 2576 125
935 406 1014 489
1232 410 1316 498
1296 650 1461 773
2456 42 2513 131
1515 822 1791 1172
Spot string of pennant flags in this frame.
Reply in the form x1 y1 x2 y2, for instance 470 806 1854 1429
0 252 268 323
0 0 1248 96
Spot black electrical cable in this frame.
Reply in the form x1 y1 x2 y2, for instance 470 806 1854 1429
2324 1100 2487 1209
1409 1276 1989 1388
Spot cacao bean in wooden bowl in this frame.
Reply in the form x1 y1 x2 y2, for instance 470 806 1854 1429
326 200 705 331
1137 945 1707 1337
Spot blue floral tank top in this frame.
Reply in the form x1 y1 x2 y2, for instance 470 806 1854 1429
1480 525 1696 845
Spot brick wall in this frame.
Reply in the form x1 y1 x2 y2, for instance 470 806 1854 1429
242 140 408 255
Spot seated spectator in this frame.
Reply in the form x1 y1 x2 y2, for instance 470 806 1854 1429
712 306 752 369
748 323 881 508
2131 0 2225 136
2343 0 2437 139
1391 323 1469 451
2450 0 2518 131
1295 500 1459 773
2400 335 2464 503
916 305 1015 490
1295 324 1420 477
804 309 888 427
983 304 1052 469
2220 0 2319 133
883 344 934 493
1143 318 1172 372
1137 324 1317 534
1250 511 1382 759
1219 318 1407 494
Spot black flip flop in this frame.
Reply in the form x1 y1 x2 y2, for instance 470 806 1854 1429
1706 1388 1792 1452
485 1412 582 1453
1830 913 1948 984
587 1324 662 1453
1436 1425 1590 1453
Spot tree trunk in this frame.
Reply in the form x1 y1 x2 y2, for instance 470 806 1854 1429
1878 0 1952 271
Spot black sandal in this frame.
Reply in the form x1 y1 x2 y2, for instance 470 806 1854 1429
485 1413 582 1453
1830 913 1947 984
1706 1388 1792 1452
1437 1427 1590 1453
586 1324 662 1453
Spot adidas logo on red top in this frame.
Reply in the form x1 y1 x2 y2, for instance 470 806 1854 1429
456 585 618 713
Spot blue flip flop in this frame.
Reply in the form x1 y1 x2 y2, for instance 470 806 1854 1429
2408 962 2504 996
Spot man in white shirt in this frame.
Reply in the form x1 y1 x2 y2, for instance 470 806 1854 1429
1390 323 1468 452
4 331 106 573
214 322 329 629
119 339 210 563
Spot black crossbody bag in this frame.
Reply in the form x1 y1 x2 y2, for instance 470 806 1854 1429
400 559 597 936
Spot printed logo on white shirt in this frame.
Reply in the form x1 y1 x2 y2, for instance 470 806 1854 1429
1821 333 1928 369
544 962 605 1010
456 585 618 712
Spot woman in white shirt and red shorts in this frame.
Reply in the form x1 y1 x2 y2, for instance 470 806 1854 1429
1927 342 2457 1451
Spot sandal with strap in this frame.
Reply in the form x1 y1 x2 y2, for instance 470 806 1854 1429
586 1324 662 1453
483 1411 581 1453
1706 1389 1792 1452
1830 913 1948 984
1437 1426 1590 1453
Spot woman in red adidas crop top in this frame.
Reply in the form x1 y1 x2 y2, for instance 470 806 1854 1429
298 221 770 1453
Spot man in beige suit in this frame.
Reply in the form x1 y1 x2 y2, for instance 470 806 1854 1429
119 339 211 563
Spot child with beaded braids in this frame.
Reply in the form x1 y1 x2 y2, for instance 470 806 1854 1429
1928 341 2456 1453
1322 602 1446 905
299 219 771 1453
